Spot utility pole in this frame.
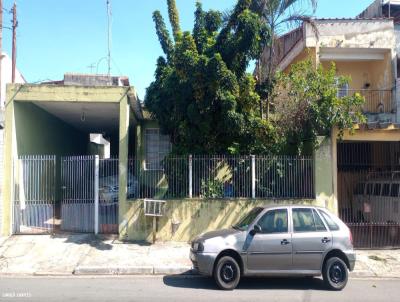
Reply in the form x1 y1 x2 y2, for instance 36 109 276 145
106 0 111 76
11 0 17 83
0 0 3 104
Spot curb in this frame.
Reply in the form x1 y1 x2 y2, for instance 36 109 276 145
350 271 378 278
73 266 195 276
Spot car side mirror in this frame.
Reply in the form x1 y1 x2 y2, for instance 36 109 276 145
250 224 262 236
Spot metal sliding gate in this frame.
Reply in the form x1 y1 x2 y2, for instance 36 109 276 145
12 155 119 235
13 155 56 234
338 142 400 248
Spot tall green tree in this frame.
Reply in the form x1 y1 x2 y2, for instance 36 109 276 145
167 0 181 40
146 0 277 155
251 0 317 118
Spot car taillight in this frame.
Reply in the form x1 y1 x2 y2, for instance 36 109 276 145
349 229 353 245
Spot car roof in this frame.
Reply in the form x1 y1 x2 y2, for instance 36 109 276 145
261 204 325 210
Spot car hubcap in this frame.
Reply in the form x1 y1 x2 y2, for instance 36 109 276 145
329 262 346 284
220 262 236 283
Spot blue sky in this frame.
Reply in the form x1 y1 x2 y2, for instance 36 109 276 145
2 0 373 99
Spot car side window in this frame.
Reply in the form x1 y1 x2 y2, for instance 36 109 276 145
257 209 288 234
318 210 340 231
292 208 325 232
312 209 327 231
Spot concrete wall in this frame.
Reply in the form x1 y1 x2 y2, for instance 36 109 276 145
315 136 337 215
119 198 325 243
358 0 382 19
282 47 316 73
305 19 395 51
14 102 87 156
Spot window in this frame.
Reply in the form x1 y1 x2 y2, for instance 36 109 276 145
390 184 399 197
292 208 326 232
319 210 340 231
257 209 288 233
366 183 373 195
337 82 349 98
373 183 382 196
233 207 263 231
145 129 171 170
354 183 365 195
313 209 327 231
382 183 390 196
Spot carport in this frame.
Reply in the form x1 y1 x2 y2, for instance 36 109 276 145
1 84 139 236
333 127 400 248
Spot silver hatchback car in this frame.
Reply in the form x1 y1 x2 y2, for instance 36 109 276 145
190 205 355 290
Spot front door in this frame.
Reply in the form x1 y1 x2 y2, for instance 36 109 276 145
246 208 292 272
291 208 333 271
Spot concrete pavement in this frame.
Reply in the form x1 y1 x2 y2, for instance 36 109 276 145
1 235 400 278
0 276 399 302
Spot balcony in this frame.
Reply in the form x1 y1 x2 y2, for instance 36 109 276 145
342 89 395 114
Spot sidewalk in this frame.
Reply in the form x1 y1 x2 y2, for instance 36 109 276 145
0 234 399 278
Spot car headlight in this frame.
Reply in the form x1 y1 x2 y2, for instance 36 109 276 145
192 242 204 252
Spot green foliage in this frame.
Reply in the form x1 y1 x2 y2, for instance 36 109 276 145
274 59 366 154
146 0 275 155
147 0 364 156
167 0 181 40
251 0 317 117
152 11 173 60
200 179 224 199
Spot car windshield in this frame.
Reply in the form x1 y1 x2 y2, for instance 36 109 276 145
233 207 263 231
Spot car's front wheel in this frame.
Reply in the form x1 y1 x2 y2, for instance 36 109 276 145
214 256 241 290
323 257 349 291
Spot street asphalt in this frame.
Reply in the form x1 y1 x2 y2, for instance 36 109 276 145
0 276 398 302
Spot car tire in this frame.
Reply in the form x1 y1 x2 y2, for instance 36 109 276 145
323 257 349 291
214 256 241 290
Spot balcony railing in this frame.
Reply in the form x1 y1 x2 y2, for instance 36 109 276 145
342 89 394 114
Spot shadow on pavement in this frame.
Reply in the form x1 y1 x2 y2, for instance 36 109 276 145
163 275 329 291
51 233 113 251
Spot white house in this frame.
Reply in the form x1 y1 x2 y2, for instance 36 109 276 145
0 52 25 232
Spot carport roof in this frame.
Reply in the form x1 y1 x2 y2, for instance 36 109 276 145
8 83 143 120
7 83 143 133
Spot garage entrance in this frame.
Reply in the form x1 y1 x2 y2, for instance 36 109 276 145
337 141 400 248
10 97 134 235
12 155 120 234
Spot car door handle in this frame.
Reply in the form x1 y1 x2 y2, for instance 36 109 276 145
321 237 331 243
281 239 290 245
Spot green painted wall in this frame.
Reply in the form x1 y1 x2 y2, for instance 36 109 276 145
14 102 87 156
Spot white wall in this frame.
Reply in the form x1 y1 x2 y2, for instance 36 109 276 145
1 52 25 108
0 52 25 234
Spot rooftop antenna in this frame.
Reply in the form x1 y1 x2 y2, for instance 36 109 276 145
107 0 112 76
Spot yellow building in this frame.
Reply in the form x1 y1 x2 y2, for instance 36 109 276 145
260 16 400 248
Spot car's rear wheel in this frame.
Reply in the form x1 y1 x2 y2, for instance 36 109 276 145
323 257 349 291
214 256 241 290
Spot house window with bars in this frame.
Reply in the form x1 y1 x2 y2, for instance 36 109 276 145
145 128 171 170
336 79 349 98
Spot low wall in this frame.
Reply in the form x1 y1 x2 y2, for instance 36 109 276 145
119 198 327 243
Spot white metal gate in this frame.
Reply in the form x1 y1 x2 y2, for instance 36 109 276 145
12 155 56 234
61 156 95 233
61 156 119 234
